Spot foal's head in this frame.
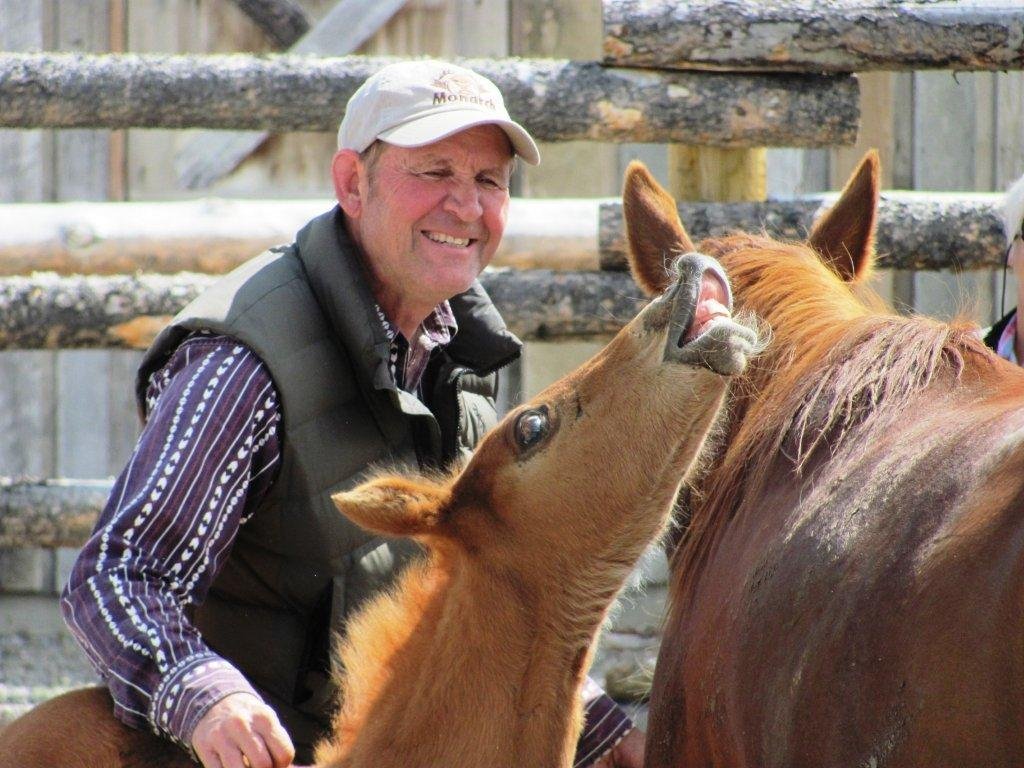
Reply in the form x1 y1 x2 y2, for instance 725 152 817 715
332 253 757 597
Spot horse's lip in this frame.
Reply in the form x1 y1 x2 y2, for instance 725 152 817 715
673 261 733 351
680 268 732 346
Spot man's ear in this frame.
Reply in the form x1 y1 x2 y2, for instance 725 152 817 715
332 149 364 218
332 475 451 538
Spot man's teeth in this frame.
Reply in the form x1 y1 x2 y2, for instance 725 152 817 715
425 231 471 247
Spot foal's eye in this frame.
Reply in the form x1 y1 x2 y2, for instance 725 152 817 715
513 408 549 450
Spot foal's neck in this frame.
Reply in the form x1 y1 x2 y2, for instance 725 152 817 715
328 554 617 768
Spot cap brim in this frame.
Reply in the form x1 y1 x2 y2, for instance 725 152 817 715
378 110 541 166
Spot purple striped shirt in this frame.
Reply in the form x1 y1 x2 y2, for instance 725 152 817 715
61 333 280 751
62 329 632 763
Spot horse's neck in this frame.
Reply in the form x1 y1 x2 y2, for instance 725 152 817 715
414 565 600 766
330 559 597 768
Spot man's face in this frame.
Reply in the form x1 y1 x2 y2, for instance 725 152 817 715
349 125 514 310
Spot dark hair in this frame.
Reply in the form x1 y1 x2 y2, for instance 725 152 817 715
359 140 387 182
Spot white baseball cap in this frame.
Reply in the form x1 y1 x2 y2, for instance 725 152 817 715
338 60 540 165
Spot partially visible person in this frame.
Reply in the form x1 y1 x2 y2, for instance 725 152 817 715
61 59 644 768
984 172 1024 362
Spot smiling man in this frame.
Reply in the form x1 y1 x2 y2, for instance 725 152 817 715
61 61 642 768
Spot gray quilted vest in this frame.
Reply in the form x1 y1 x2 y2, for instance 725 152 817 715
137 207 521 758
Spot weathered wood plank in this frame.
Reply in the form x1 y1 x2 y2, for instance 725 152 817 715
176 0 408 189
0 198 600 274
0 479 112 549
510 0 620 199
598 193 1006 271
0 52 860 147
910 71 995 322
995 72 1024 190
0 188 1009 350
0 351 56 477
0 0 50 204
603 0 1024 73
228 0 311 47
124 0 276 202
51 0 120 491
667 146 766 202
52 0 111 203
0 193 1007 276
0 268 646 349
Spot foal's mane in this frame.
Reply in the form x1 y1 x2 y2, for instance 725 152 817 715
675 233 993 581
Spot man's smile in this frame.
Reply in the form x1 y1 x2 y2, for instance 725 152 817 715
423 230 475 248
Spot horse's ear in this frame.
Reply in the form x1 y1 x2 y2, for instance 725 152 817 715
332 475 450 538
808 150 880 282
623 161 696 296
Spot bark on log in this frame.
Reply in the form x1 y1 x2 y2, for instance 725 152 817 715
0 272 210 350
0 479 112 548
229 0 311 48
0 198 600 275
0 269 644 350
0 52 859 147
483 269 644 339
604 0 1024 73
599 193 1006 271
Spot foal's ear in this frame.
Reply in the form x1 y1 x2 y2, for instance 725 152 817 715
623 161 697 296
808 150 880 283
332 475 450 538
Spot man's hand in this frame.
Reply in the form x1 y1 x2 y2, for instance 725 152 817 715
593 726 645 768
191 692 294 768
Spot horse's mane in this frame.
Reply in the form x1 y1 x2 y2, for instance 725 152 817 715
675 234 993 585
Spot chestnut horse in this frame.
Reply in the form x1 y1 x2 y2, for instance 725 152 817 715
0 250 757 767
624 152 1024 768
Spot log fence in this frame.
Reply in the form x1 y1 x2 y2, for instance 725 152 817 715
0 192 1006 352
1 0 1020 548
0 198 598 276
0 191 1008 274
603 0 1024 74
0 52 858 147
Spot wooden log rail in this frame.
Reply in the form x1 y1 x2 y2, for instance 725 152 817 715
0 479 448 552
0 192 1005 351
0 199 600 275
0 52 858 147
0 269 647 350
604 0 1024 73
0 479 112 549
0 191 1005 274
228 0 310 48
599 192 1007 271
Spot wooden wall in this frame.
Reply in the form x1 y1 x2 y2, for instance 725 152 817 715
0 1 1023 485
1 3 1023 703
768 70 1024 321
0 0 520 589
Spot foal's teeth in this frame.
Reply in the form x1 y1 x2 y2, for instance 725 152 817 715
425 231 471 247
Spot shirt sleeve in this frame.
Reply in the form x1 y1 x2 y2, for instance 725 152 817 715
60 334 282 751
573 676 636 768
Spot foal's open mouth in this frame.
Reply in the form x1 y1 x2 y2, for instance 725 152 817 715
679 266 732 347
662 253 755 376
668 255 733 352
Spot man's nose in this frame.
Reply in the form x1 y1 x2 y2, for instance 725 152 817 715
444 180 483 221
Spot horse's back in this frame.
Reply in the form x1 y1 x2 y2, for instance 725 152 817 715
649 395 1024 767
0 686 192 768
